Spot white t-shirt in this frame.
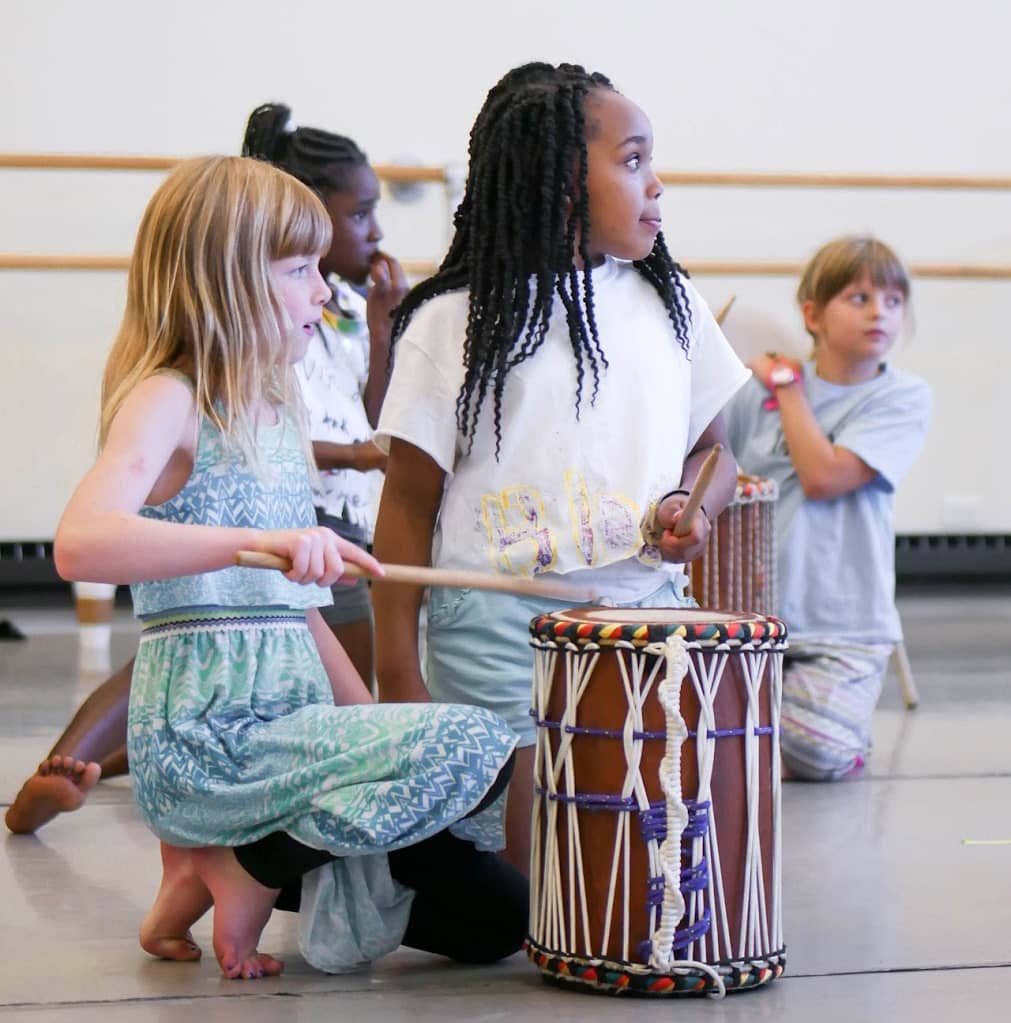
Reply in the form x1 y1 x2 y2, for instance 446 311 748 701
376 257 750 602
726 362 931 644
295 276 382 536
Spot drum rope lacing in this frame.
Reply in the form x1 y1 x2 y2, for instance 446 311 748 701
650 633 726 994
529 628 785 996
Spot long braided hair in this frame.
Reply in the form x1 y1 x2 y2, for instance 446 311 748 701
391 62 694 454
242 102 367 195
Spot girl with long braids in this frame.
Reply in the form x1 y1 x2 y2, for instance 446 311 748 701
373 62 751 871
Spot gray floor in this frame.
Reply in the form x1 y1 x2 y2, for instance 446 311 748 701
2 583 1010 1020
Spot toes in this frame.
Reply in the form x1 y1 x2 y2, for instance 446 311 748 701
220 952 283 980
143 936 202 962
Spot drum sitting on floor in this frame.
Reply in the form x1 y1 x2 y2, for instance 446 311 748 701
527 607 787 997
689 474 779 616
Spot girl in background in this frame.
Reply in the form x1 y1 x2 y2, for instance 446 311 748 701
727 236 931 780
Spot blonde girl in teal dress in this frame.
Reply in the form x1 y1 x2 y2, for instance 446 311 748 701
54 156 521 980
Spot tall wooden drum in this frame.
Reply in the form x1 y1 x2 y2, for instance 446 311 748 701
527 608 787 997
689 475 779 616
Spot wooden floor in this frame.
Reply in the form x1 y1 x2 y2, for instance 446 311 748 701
2 582 1010 1020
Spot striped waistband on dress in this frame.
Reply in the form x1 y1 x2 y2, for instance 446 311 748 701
138 606 308 641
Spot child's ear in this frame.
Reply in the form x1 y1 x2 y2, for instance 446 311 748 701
801 300 820 339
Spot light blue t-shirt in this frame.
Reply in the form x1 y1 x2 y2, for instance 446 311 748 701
726 362 931 644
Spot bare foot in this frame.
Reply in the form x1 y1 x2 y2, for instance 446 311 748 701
5 756 102 834
139 843 212 962
189 846 283 979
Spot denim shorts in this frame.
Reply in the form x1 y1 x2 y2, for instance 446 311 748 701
425 578 695 746
315 509 372 627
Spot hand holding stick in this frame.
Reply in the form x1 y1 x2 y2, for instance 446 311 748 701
672 443 723 537
235 552 596 603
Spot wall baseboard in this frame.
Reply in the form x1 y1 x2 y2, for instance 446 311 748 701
0 540 61 586
895 534 1011 579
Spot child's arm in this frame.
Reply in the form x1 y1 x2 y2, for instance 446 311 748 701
55 375 381 587
654 414 737 565
371 437 444 704
749 354 876 501
363 252 409 427
311 440 387 473
307 607 374 705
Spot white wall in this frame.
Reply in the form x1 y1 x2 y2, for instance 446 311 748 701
2 0 1009 538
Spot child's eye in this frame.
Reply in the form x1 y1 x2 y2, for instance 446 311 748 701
625 154 641 171
850 292 868 305
885 293 904 309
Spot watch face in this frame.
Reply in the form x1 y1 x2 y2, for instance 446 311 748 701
770 366 796 386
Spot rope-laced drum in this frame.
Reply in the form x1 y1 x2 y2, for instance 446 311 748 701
688 474 779 615
527 607 787 997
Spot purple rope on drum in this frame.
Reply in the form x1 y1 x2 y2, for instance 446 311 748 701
529 710 773 741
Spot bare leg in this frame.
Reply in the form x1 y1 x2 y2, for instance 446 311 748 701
503 745 534 876
5 658 134 835
5 757 102 834
50 658 134 772
330 618 374 692
189 846 284 979
139 843 212 961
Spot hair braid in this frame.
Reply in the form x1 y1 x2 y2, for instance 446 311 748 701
390 62 694 455
242 103 367 197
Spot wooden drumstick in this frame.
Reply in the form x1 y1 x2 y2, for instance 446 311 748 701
715 295 736 326
672 443 723 537
235 551 596 602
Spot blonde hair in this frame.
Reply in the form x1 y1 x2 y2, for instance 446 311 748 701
797 235 910 341
100 155 331 466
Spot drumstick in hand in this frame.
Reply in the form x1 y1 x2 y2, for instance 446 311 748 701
235 552 596 602
672 443 723 537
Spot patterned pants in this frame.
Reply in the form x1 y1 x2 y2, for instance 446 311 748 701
780 639 894 781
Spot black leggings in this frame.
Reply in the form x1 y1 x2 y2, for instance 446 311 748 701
234 753 527 964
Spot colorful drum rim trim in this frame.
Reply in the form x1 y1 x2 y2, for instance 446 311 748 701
527 942 786 996
529 609 787 648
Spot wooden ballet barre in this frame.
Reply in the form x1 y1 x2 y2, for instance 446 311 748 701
0 152 449 184
6 253 1011 281
6 154 1011 191
657 170 1011 191
0 253 439 277
687 261 1011 281
235 551 596 603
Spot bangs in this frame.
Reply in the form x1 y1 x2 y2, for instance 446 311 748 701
271 175 332 260
860 244 910 297
800 236 910 309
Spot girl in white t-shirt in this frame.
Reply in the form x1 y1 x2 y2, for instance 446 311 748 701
373 62 750 871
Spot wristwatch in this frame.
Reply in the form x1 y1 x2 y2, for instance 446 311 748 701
769 364 800 388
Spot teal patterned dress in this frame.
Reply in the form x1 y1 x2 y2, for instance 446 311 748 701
127 402 518 971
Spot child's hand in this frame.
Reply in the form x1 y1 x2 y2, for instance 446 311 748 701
366 252 409 334
748 352 801 392
652 494 711 565
254 528 383 587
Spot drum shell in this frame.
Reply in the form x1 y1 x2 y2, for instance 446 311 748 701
688 475 778 615
529 608 786 994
